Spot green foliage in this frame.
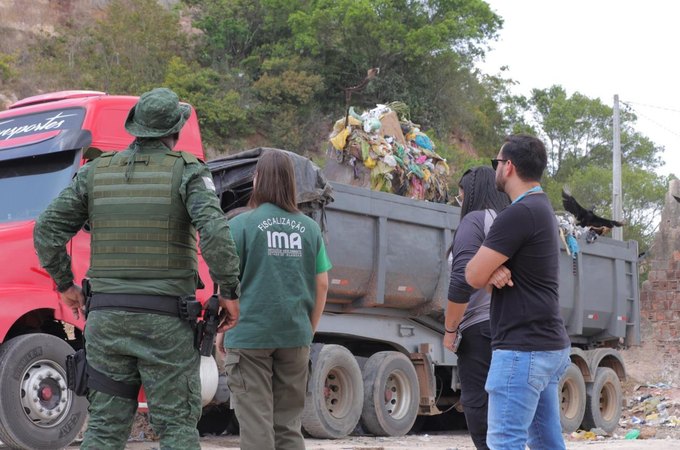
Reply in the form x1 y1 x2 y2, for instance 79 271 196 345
190 0 302 71
0 53 16 85
79 0 187 94
3 0 671 253
9 0 507 153
24 0 186 95
19 33 72 92
431 134 491 199
503 84 667 251
546 165 666 252
253 59 323 105
406 53 498 145
465 75 513 155
250 57 326 154
506 86 664 180
528 86 612 176
264 106 305 152
164 57 253 147
450 154 490 182
187 0 504 146
618 166 667 250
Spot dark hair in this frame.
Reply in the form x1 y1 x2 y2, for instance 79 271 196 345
248 150 299 213
458 166 510 218
500 134 547 182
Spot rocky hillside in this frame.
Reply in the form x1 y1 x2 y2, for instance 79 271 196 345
1 1 107 43
0 0 181 107
1 0 97 105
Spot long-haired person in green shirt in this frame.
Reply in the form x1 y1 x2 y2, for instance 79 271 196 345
217 150 332 450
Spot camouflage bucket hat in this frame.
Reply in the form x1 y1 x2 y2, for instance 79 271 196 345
125 88 191 138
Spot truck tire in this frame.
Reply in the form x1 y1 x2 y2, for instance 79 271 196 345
0 333 88 450
558 363 586 433
581 367 622 433
302 344 363 438
360 351 419 436
197 404 239 436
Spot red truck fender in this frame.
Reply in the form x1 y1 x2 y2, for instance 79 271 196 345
0 288 84 342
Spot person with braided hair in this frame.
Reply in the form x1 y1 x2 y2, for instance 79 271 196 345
443 166 509 449
466 135 571 450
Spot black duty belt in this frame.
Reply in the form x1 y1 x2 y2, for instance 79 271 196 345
89 293 202 320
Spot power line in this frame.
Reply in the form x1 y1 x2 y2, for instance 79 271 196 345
623 100 680 114
621 101 680 140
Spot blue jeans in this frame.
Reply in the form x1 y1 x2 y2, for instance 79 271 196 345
485 347 571 450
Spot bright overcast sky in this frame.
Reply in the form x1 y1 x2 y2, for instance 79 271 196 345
478 0 680 177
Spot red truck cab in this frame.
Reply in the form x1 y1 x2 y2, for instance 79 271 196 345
0 91 213 449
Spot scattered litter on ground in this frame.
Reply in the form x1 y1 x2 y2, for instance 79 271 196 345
566 378 680 443
625 429 641 439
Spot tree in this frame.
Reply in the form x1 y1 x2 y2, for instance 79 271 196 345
25 0 187 95
164 57 254 149
188 0 506 150
545 165 666 251
0 53 16 86
509 85 668 251
526 86 612 176
250 56 326 153
190 0 300 71
287 0 502 121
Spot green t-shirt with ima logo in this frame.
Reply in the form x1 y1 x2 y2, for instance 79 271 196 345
225 203 332 348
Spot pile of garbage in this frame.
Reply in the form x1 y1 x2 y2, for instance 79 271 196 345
556 212 588 276
619 384 680 439
325 103 450 202
556 212 600 247
568 382 680 442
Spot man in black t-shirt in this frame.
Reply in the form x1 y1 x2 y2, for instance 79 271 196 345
466 134 571 450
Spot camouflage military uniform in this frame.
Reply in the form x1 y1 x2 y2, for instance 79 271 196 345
34 88 240 450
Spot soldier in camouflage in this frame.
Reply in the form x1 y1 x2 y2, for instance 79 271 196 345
33 87 241 450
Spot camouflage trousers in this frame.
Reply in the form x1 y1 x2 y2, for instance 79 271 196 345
81 310 201 450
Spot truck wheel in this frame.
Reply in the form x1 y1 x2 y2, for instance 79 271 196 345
581 367 622 433
360 351 419 436
558 363 586 433
197 404 239 436
0 333 88 450
302 344 363 438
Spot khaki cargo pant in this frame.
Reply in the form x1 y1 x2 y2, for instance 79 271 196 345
225 346 310 450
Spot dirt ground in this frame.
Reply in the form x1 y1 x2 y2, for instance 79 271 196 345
114 431 680 449
69 338 680 449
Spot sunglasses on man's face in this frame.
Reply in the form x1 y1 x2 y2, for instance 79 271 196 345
491 158 509 170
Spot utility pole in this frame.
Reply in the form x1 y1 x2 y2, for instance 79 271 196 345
612 94 623 240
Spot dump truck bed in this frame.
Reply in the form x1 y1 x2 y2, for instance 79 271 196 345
323 182 640 348
207 152 640 349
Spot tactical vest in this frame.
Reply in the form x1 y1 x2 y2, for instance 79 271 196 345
86 148 198 280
